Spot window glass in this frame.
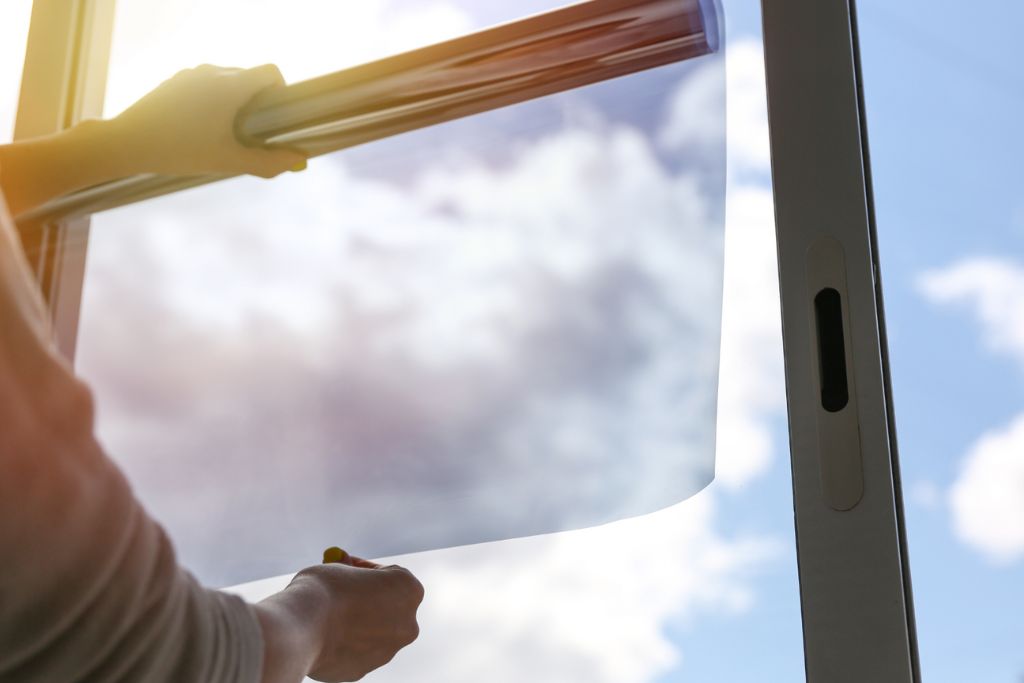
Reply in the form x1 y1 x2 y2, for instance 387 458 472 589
0 1 33 143
76 1 805 679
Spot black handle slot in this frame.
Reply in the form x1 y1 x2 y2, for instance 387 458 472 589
814 287 850 413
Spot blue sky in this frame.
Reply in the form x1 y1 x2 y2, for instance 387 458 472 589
859 1 1024 680
2 1 1022 681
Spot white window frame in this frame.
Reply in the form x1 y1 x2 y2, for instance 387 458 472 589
13 1 920 680
762 0 920 680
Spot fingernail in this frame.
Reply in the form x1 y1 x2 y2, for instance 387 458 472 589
291 159 307 172
323 546 348 564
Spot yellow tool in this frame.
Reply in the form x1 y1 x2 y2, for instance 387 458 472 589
322 546 349 564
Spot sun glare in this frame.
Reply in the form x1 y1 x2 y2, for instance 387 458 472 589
104 0 474 117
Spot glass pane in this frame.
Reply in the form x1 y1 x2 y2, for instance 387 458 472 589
80 0 726 586
0 1 33 143
856 2 1024 681
77 0 805 679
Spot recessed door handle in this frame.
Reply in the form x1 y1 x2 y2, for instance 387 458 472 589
806 238 864 511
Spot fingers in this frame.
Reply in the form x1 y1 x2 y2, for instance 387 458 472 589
315 549 424 606
242 63 286 90
321 549 385 570
408 575 426 605
194 63 242 74
174 64 242 85
395 617 421 647
321 554 425 603
205 63 304 178
244 146 307 179
381 565 426 605
348 556 384 570
332 648 401 683
187 63 281 87
367 645 402 671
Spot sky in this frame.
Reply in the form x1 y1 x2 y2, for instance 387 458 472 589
853 1 1024 679
1 0 1022 681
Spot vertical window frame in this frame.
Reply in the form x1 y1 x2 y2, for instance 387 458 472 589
15 0 116 360
761 0 920 680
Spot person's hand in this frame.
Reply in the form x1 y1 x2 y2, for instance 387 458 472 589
112 64 306 179
255 555 424 683
302 557 424 682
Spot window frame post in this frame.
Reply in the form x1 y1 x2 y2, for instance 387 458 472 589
760 0 920 680
14 0 116 361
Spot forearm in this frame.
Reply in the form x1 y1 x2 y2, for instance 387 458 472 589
0 309 264 683
254 578 330 683
0 117 139 218
0 423 267 683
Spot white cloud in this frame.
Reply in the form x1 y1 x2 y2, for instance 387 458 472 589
920 258 1024 562
662 41 771 177
919 258 1024 367
949 415 1024 563
715 183 783 489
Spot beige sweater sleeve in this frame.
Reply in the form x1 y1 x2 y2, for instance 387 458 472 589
0 192 263 683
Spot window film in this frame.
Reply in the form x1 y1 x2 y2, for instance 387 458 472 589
76 0 726 589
